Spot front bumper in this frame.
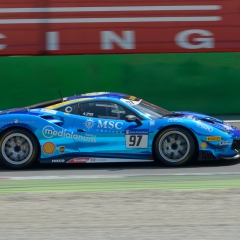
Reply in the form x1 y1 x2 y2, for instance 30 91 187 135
218 153 240 160
198 151 240 161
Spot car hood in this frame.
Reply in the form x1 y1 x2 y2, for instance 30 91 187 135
174 111 238 132
0 108 26 115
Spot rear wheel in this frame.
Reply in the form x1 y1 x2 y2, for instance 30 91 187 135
0 128 39 169
154 127 195 167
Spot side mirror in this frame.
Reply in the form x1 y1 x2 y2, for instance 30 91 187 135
125 115 142 126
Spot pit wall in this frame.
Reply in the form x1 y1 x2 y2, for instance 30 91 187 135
1 52 240 115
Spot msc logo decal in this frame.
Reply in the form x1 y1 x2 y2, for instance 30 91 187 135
84 118 95 130
83 119 123 130
98 120 123 130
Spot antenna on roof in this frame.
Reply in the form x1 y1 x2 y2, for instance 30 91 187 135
58 89 63 102
74 90 76 96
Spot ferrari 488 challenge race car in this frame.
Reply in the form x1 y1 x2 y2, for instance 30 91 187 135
0 92 240 169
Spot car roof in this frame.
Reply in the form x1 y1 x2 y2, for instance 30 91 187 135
66 92 126 101
46 92 130 110
26 92 130 110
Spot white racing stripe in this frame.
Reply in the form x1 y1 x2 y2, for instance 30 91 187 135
0 5 221 13
0 16 221 24
1 172 240 180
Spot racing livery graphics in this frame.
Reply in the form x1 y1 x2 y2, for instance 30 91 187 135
0 92 240 169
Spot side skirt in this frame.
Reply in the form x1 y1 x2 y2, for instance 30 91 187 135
40 157 154 164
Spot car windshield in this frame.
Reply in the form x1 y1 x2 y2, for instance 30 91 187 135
132 100 171 119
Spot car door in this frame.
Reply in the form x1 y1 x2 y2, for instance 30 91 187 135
71 100 151 159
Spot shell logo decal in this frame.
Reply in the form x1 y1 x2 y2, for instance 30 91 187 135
42 142 56 154
200 142 207 148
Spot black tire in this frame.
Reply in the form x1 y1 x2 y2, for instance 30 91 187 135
154 127 195 167
0 128 39 169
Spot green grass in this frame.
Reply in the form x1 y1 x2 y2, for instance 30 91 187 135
0 175 240 194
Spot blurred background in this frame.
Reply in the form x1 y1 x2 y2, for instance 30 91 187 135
0 0 240 114
1 2 240 239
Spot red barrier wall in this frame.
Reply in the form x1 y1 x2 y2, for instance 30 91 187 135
0 0 239 55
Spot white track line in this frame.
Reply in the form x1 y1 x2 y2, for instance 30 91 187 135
1 172 240 180
0 16 221 24
0 5 221 13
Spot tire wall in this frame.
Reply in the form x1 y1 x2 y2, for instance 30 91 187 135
1 52 240 115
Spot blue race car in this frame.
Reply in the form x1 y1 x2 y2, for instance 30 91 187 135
0 92 240 169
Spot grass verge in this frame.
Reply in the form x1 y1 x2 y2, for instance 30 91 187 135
0 175 240 194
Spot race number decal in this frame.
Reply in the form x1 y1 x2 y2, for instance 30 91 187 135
125 130 148 148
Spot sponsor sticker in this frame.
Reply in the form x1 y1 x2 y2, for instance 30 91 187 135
52 159 65 163
83 112 94 116
150 120 155 126
200 142 207 148
42 142 56 154
84 118 124 130
220 140 232 146
196 121 213 132
186 115 196 120
120 98 142 106
59 146 65 153
42 126 96 142
206 136 221 141
97 120 123 130
65 106 72 113
168 118 183 123
125 130 148 148
67 157 96 163
84 118 95 130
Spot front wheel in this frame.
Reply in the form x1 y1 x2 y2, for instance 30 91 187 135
0 128 39 169
154 127 195 167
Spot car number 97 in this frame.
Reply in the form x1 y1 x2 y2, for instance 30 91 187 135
125 135 148 148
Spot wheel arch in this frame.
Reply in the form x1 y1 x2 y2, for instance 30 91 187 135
152 124 199 161
0 126 41 160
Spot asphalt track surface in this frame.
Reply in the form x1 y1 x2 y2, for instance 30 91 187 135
0 120 240 178
0 119 240 240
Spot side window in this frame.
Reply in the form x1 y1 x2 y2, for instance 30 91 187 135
79 101 137 120
57 103 79 115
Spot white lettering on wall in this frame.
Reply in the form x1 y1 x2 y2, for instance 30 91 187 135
46 31 59 51
175 29 214 49
100 31 135 50
0 33 7 50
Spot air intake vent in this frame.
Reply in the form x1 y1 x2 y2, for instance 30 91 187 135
198 151 216 160
39 115 63 126
199 118 215 124
40 115 55 120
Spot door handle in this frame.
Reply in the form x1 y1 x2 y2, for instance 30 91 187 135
77 129 85 132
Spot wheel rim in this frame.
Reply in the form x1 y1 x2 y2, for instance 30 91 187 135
158 131 190 163
1 133 33 165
